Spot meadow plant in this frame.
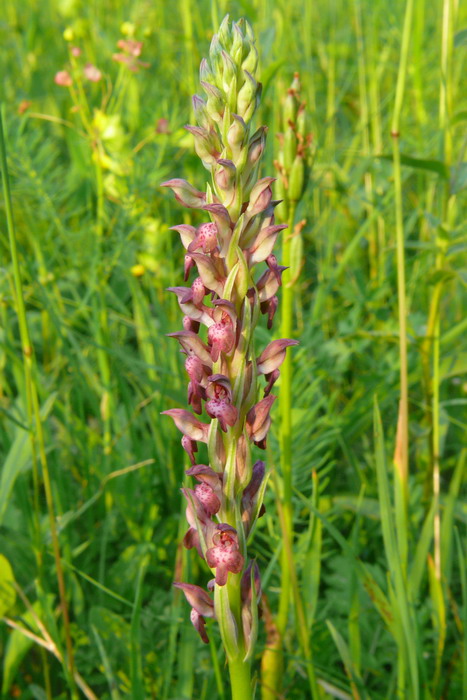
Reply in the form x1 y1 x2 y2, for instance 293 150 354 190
161 15 297 698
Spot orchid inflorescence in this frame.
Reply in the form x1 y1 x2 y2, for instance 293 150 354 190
161 15 298 672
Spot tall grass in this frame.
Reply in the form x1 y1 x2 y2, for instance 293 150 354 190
0 0 465 698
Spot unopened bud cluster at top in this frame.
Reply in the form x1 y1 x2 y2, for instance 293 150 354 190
161 16 297 660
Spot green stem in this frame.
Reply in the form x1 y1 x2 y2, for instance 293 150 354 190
275 475 320 699
433 0 454 584
354 0 377 280
228 656 252 700
390 0 414 575
277 201 296 634
0 107 78 699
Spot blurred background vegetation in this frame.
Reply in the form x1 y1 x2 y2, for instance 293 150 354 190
0 0 466 698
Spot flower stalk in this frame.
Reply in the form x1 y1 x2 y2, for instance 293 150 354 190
161 16 298 698
262 75 315 699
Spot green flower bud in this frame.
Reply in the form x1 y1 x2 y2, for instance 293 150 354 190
221 50 237 87
284 89 298 125
209 34 223 83
275 176 288 221
214 159 238 209
242 43 258 76
231 22 245 64
192 95 212 129
202 81 224 123
218 15 232 46
291 72 300 92
237 71 260 123
297 103 307 139
185 125 221 168
215 158 236 190
227 114 247 159
234 247 250 300
283 128 297 170
289 227 304 283
200 58 215 84
242 18 255 43
288 155 305 202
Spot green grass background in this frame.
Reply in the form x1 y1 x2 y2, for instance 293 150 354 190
0 0 466 698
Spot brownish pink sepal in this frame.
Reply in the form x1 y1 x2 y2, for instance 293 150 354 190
263 368 280 396
265 254 288 283
181 435 198 464
161 179 207 209
174 582 215 618
188 252 225 297
186 464 223 490
170 224 197 250
242 460 266 531
235 434 250 484
260 295 278 329
167 330 212 366
245 177 276 217
257 339 299 375
246 395 276 448
181 487 215 558
248 224 287 265
173 582 215 644
256 266 286 303
185 354 207 414
167 286 212 325
190 609 210 644
214 158 236 191
161 409 209 442
202 203 233 253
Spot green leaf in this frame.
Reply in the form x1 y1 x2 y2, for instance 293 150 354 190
91 625 122 700
326 620 367 699
454 528 467 696
0 426 30 525
2 600 49 695
0 553 16 617
440 452 466 585
451 110 467 126
408 501 434 600
373 398 421 698
451 163 467 194
376 154 449 178
427 268 456 286
454 28 467 47
0 393 57 525
304 500 396 636
427 554 446 686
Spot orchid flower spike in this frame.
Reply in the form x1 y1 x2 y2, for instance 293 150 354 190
161 15 298 686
